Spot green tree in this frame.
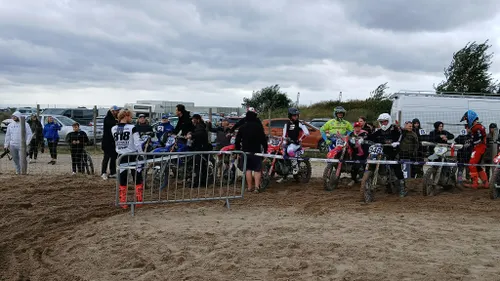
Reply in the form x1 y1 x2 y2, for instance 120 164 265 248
436 40 498 93
242 84 293 112
369 82 389 101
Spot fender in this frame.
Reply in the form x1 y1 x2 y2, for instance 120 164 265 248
327 145 342 159
220 144 235 152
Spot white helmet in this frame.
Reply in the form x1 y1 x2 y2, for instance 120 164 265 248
377 113 392 131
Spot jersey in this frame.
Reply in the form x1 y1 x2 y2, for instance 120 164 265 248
283 120 309 142
111 123 143 155
470 123 486 147
320 119 353 136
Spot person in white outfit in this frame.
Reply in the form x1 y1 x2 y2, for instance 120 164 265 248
4 111 33 174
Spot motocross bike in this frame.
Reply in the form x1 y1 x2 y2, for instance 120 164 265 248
323 136 363 191
360 142 399 203
261 136 312 190
216 134 238 185
489 152 500 199
421 142 462 196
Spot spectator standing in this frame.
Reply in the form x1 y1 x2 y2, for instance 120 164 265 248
230 107 263 133
135 114 154 137
207 118 232 150
65 122 89 175
484 123 498 178
173 104 194 137
43 116 62 165
235 111 268 192
429 122 454 144
455 124 473 184
358 116 373 134
27 113 44 163
187 114 211 187
4 111 33 174
101 105 120 180
399 121 420 178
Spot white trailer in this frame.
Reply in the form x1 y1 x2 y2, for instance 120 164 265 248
390 91 500 136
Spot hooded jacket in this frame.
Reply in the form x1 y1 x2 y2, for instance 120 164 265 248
27 117 43 142
173 110 194 137
429 121 454 144
101 110 118 153
43 118 62 141
4 111 33 148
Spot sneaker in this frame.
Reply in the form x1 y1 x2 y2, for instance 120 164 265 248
108 174 117 178
72 172 76 176
101 173 108 180
276 178 285 183
347 180 356 187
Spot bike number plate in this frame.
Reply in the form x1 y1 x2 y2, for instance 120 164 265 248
335 139 345 146
368 145 383 155
166 137 175 146
230 137 236 144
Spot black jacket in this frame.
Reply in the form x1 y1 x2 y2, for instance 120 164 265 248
191 122 211 151
101 110 117 153
135 123 154 137
428 130 454 144
235 118 268 154
173 111 194 137
368 125 402 158
27 118 43 142
230 112 263 133
65 130 89 151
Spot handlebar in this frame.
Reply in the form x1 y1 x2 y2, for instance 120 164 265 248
363 140 395 147
420 141 463 149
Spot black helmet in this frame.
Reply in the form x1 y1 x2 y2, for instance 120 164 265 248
490 123 497 129
288 107 300 119
334 106 346 120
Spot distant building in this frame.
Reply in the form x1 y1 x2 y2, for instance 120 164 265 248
125 100 244 119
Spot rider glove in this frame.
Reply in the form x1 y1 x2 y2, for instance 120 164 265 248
391 142 400 148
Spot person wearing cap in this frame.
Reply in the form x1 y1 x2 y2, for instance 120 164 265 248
154 114 174 141
134 114 154 138
65 122 89 175
43 116 62 165
27 113 44 163
346 121 369 186
101 105 120 180
4 111 33 174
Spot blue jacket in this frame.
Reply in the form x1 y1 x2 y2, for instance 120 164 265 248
43 122 62 140
154 122 174 140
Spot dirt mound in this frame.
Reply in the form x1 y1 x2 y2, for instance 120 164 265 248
1 175 500 281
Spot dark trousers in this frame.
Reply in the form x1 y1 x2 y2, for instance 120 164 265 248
29 139 40 159
47 139 58 159
101 150 117 175
71 149 84 173
193 154 208 187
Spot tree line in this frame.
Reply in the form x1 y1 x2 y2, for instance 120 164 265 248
243 40 498 119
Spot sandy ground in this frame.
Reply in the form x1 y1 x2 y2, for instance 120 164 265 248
1 172 500 281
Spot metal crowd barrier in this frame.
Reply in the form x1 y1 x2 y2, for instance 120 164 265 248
116 151 248 215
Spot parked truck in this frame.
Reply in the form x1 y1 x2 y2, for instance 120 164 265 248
390 91 500 136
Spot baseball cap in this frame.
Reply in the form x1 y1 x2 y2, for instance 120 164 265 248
111 105 121 111
353 122 362 127
161 115 169 119
247 107 256 113
138 114 146 118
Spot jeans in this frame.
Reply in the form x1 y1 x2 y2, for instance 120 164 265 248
47 139 58 159
10 146 22 174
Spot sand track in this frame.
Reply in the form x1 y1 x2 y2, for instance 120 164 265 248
1 175 500 281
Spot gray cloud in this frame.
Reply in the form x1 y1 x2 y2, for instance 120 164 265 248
0 0 499 107
340 0 500 32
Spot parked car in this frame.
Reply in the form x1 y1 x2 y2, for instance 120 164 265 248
309 118 330 129
261 118 323 149
88 116 104 132
39 114 103 145
1 113 31 133
41 107 95 127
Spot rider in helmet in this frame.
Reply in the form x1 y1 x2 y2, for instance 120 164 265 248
460 110 488 189
320 106 354 146
368 113 406 197
279 108 310 179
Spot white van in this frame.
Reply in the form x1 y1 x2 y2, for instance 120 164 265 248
390 91 500 136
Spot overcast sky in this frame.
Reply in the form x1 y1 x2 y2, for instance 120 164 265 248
1 0 499 108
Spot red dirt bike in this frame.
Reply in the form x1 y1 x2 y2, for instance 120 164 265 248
217 134 238 184
323 135 363 191
261 136 312 190
489 152 500 199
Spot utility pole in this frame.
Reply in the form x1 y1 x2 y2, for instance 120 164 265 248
296 92 300 107
338 91 343 102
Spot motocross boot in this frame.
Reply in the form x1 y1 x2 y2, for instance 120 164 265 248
478 171 489 189
119 185 128 209
463 172 479 189
135 184 144 207
398 179 407 197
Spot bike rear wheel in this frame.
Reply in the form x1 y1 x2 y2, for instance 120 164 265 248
360 170 374 203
